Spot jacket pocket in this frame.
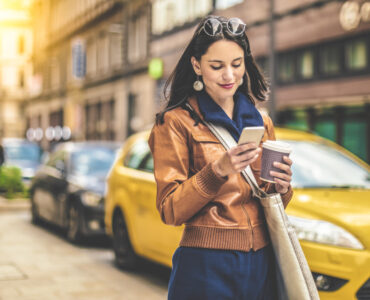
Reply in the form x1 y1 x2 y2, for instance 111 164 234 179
191 132 224 171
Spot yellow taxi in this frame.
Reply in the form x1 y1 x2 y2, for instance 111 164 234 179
105 128 370 300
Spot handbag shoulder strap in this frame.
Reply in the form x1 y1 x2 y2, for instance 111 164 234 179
185 103 267 198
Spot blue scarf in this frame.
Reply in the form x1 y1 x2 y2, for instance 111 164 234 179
197 90 263 142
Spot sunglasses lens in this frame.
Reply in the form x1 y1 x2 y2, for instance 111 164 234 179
227 18 246 35
204 19 222 36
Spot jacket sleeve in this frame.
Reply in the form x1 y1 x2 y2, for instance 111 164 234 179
148 114 227 226
252 115 293 208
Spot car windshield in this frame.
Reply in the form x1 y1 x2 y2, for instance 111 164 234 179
283 140 370 189
70 147 117 177
4 144 41 161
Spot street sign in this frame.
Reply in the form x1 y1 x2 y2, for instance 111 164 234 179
148 58 163 80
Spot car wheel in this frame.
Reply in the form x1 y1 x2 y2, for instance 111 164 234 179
30 196 41 225
113 211 137 269
67 203 82 243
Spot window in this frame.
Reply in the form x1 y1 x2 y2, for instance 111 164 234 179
109 31 123 69
85 103 100 140
141 154 153 173
256 57 269 77
278 54 295 82
70 147 117 177
297 50 314 79
18 35 24 54
152 0 212 35
343 119 367 161
18 68 24 88
50 58 60 89
314 120 336 142
86 39 97 77
124 140 150 169
1 66 18 87
345 39 367 71
284 140 369 188
97 34 109 73
320 45 341 75
128 12 148 63
215 0 243 10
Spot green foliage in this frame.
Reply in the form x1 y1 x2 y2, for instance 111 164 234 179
0 166 26 199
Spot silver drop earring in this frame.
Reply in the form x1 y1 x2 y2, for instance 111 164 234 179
239 77 244 86
193 76 204 91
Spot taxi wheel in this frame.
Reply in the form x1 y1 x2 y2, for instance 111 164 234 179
113 211 137 269
67 203 82 243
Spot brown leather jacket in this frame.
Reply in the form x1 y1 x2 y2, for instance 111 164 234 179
148 97 293 252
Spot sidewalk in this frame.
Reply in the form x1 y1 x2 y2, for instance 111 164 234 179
0 196 30 213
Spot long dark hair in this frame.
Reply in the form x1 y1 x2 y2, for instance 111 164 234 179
156 15 268 124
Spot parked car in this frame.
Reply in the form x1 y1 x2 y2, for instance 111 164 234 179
2 138 43 186
31 141 121 242
105 128 370 300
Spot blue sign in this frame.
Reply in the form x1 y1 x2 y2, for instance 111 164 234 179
72 40 86 79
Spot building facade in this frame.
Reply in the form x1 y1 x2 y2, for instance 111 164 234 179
0 1 33 138
26 0 153 149
24 0 370 162
150 0 370 163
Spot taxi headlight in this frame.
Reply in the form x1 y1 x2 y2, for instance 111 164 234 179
288 215 364 250
81 192 102 206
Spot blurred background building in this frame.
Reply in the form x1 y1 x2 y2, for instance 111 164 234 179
12 0 370 163
0 0 32 138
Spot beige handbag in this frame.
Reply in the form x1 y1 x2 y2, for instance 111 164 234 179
204 120 320 300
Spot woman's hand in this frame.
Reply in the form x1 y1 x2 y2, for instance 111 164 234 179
212 143 261 178
271 156 293 194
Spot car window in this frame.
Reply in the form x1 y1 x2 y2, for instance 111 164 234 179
139 153 154 173
70 147 117 177
283 140 370 189
4 143 41 162
124 140 150 170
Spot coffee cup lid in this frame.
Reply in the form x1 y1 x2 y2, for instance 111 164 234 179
262 140 292 153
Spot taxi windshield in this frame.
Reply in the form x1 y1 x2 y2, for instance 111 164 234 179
282 140 370 189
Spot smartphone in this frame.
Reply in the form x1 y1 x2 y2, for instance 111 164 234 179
238 126 265 146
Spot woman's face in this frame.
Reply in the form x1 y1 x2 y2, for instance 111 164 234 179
192 39 245 103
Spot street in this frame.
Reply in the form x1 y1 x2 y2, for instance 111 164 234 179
0 211 169 300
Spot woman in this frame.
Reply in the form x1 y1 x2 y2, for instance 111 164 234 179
148 16 293 300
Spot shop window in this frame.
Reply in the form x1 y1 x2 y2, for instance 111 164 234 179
320 45 341 75
345 39 367 71
297 50 314 79
281 110 309 131
256 57 269 77
343 119 367 161
278 54 295 83
314 120 336 142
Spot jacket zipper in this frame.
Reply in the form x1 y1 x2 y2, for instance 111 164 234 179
240 175 254 249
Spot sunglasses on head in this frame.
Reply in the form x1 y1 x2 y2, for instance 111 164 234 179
201 17 246 37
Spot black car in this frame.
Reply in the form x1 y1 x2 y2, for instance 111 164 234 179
2 138 43 186
30 141 121 242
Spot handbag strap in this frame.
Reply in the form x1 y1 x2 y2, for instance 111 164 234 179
185 103 267 198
